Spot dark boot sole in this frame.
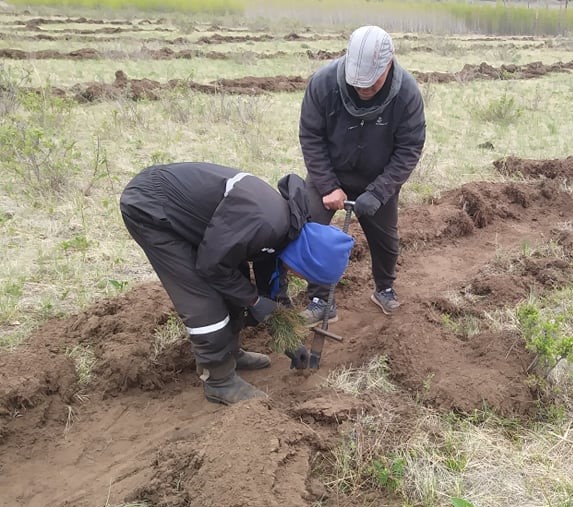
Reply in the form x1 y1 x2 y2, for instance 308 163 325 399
205 393 232 405
204 392 268 405
235 353 271 371
236 361 271 371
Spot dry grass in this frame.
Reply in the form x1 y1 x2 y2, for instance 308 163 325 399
66 344 97 387
399 413 573 507
324 356 395 396
324 405 573 506
152 313 186 360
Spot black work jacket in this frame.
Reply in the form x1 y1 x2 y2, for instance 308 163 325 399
121 162 308 307
299 57 426 203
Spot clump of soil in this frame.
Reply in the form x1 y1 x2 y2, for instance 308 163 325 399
494 155 573 182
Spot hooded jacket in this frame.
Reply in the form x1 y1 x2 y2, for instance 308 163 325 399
299 56 426 203
120 162 308 307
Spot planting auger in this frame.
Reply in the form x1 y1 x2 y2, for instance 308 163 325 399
308 200 355 369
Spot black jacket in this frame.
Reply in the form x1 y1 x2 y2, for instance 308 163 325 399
120 162 308 307
299 57 426 203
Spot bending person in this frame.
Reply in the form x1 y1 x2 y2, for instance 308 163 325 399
120 162 354 405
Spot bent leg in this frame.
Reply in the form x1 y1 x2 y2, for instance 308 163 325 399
121 206 236 365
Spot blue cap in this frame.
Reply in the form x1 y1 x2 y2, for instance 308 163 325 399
279 222 354 285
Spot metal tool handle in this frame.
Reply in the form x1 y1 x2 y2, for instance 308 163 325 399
319 201 355 331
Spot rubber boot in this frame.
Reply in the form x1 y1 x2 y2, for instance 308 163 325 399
235 348 271 370
201 357 267 405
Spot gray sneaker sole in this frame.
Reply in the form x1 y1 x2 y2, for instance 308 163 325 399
370 294 400 315
304 315 339 328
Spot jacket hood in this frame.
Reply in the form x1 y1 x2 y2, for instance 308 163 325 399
337 56 403 120
276 173 310 240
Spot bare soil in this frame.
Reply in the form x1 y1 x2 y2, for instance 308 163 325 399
1 157 572 506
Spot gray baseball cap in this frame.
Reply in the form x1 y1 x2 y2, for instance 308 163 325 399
345 26 394 88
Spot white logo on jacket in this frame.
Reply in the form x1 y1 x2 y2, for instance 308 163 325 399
376 117 388 126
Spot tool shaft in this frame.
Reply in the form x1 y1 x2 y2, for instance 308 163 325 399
309 201 354 369
319 203 354 331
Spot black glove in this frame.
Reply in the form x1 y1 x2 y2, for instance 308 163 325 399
285 345 309 369
247 296 277 324
354 191 381 217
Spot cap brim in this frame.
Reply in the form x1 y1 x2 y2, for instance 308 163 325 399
345 57 390 88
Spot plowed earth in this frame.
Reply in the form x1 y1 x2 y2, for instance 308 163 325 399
1 157 572 507
6 59 572 103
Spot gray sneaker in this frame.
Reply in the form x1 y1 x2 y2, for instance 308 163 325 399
300 297 338 327
371 288 400 314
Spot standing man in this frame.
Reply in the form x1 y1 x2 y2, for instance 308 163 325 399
120 162 354 405
299 25 426 325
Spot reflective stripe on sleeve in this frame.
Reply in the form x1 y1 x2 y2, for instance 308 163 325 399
186 315 230 335
224 172 251 197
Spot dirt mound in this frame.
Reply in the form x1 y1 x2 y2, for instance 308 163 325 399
129 400 318 507
8 16 163 26
1 171 573 506
494 155 573 182
12 58 572 102
415 60 573 83
0 283 193 437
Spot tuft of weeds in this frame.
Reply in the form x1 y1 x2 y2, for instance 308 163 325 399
323 409 402 496
66 344 97 387
152 313 187 360
441 313 481 340
64 404 78 436
286 273 308 301
473 93 522 126
324 356 395 396
0 64 30 116
203 93 268 131
0 279 24 326
112 100 150 130
482 307 520 334
486 239 568 276
519 238 566 260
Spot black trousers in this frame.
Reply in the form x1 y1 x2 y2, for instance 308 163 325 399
120 171 242 366
305 176 400 300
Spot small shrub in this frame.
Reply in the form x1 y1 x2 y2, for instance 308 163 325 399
0 93 81 198
517 297 573 373
474 93 522 125
0 64 30 116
